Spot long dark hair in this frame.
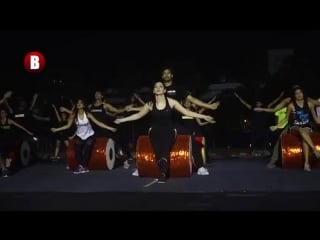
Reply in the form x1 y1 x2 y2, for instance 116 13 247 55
291 85 306 101
73 99 88 119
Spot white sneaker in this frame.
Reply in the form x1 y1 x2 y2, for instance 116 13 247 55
123 161 130 169
132 169 139 176
197 167 209 175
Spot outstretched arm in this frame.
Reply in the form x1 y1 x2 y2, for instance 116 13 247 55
87 113 117 132
234 92 252 110
308 101 320 124
267 91 284 108
51 115 74 132
308 97 320 107
195 117 216 126
114 104 150 124
255 97 291 113
169 98 214 123
186 95 219 111
8 119 33 136
198 96 218 114
104 102 126 114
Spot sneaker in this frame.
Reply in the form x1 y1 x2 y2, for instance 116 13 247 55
132 169 139 176
157 173 167 183
197 167 209 175
82 167 89 173
123 160 130 169
2 168 9 178
73 165 84 174
314 150 320 159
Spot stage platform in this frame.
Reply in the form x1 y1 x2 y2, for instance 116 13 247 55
1 157 320 211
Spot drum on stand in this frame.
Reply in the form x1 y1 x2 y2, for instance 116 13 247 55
281 132 320 168
67 137 115 170
136 135 192 178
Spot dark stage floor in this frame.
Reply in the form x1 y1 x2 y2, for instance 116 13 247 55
1 157 320 211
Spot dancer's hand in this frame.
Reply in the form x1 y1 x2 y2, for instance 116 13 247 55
209 101 220 110
3 91 13 99
114 119 122 124
51 128 58 133
270 126 277 132
204 115 214 123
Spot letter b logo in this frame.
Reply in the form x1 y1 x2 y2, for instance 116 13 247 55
24 51 46 73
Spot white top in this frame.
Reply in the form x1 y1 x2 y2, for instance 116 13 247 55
75 112 95 140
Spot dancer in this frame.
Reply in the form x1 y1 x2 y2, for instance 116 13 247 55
270 86 320 171
114 81 214 183
51 99 117 174
0 108 33 177
161 68 219 175
234 91 283 154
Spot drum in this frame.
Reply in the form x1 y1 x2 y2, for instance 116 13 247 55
66 137 115 170
195 136 206 164
136 135 192 178
0 139 32 169
281 132 320 168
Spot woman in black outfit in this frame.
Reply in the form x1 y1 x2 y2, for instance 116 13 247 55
114 82 214 183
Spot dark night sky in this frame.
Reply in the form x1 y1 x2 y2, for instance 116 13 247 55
1 30 320 96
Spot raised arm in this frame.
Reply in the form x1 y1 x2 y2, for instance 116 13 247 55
186 95 219 111
270 103 293 131
3 99 13 115
233 92 252 110
169 98 214 122
59 106 73 115
133 93 146 105
0 91 13 105
29 93 38 111
87 113 117 132
52 104 61 122
8 119 33 136
114 104 150 124
267 91 284 108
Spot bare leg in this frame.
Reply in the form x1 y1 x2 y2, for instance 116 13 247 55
302 140 310 171
298 128 320 158
54 140 61 158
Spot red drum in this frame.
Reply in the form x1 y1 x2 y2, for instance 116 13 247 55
195 136 206 164
0 139 32 169
136 135 192 178
281 132 320 168
67 137 115 170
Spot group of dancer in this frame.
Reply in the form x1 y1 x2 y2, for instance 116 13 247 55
1 68 320 182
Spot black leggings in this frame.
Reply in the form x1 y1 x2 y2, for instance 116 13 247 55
148 127 176 176
74 135 96 167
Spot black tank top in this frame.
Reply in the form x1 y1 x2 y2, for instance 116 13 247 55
291 100 311 127
0 118 13 141
88 103 105 121
150 97 174 129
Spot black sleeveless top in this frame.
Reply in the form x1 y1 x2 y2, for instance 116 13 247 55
150 97 174 129
290 100 311 127
0 118 13 141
